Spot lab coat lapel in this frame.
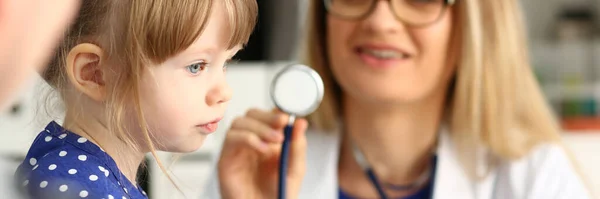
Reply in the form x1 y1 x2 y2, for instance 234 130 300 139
433 131 476 199
432 130 498 199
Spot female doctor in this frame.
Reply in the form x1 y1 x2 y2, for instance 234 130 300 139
206 0 592 198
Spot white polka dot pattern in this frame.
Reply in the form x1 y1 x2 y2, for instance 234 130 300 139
17 122 149 198
77 138 88 143
59 185 68 192
40 181 48 188
89 175 98 181
79 190 89 198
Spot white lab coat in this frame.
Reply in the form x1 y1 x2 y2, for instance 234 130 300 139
202 127 592 199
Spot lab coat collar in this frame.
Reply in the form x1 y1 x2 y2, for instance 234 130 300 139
433 128 498 199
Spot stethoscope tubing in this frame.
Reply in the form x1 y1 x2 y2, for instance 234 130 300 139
278 115 296 199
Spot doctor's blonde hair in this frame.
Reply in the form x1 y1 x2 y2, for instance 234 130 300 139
41 0 257 189
303 0 584 181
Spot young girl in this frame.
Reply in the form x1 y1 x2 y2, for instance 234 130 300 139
15 0 257 198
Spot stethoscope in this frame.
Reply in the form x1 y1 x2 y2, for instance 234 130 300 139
269 64 324 199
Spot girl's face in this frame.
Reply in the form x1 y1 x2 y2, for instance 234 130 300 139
139 2 238 153
326 0 457 105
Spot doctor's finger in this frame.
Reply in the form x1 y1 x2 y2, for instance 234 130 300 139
226 129 271 155
246 108 288 128
231 117 284 143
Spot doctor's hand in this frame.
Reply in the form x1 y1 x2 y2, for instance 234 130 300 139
217 108 308 199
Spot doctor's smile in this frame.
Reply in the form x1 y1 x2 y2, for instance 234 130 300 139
355 43 415 69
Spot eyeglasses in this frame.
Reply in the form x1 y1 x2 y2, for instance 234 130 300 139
324 0 456 28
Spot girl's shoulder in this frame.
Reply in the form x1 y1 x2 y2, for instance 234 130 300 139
16 144 127 199
18 153 119 198
14 121 141 199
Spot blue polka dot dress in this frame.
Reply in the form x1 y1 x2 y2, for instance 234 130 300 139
15 121 148 199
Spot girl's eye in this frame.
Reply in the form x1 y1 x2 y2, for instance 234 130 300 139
186 62 207 74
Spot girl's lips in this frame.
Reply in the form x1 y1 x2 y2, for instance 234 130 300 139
198 122 218 133
197 117 222 134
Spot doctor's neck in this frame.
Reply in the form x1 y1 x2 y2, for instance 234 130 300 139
339 91 447 187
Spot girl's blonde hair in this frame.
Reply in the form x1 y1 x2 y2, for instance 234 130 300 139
42 0 257 187
303 0 582 180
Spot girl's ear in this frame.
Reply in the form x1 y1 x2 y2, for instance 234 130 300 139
65 43 107 102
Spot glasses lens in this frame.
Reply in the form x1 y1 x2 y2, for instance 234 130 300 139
392 0 446 25
327 0 374 19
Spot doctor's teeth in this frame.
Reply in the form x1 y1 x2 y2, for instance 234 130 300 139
363 49 405 59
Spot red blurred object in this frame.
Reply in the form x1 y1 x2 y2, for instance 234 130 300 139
561 117 600 131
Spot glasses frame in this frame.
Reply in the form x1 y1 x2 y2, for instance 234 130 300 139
324 0 456 28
